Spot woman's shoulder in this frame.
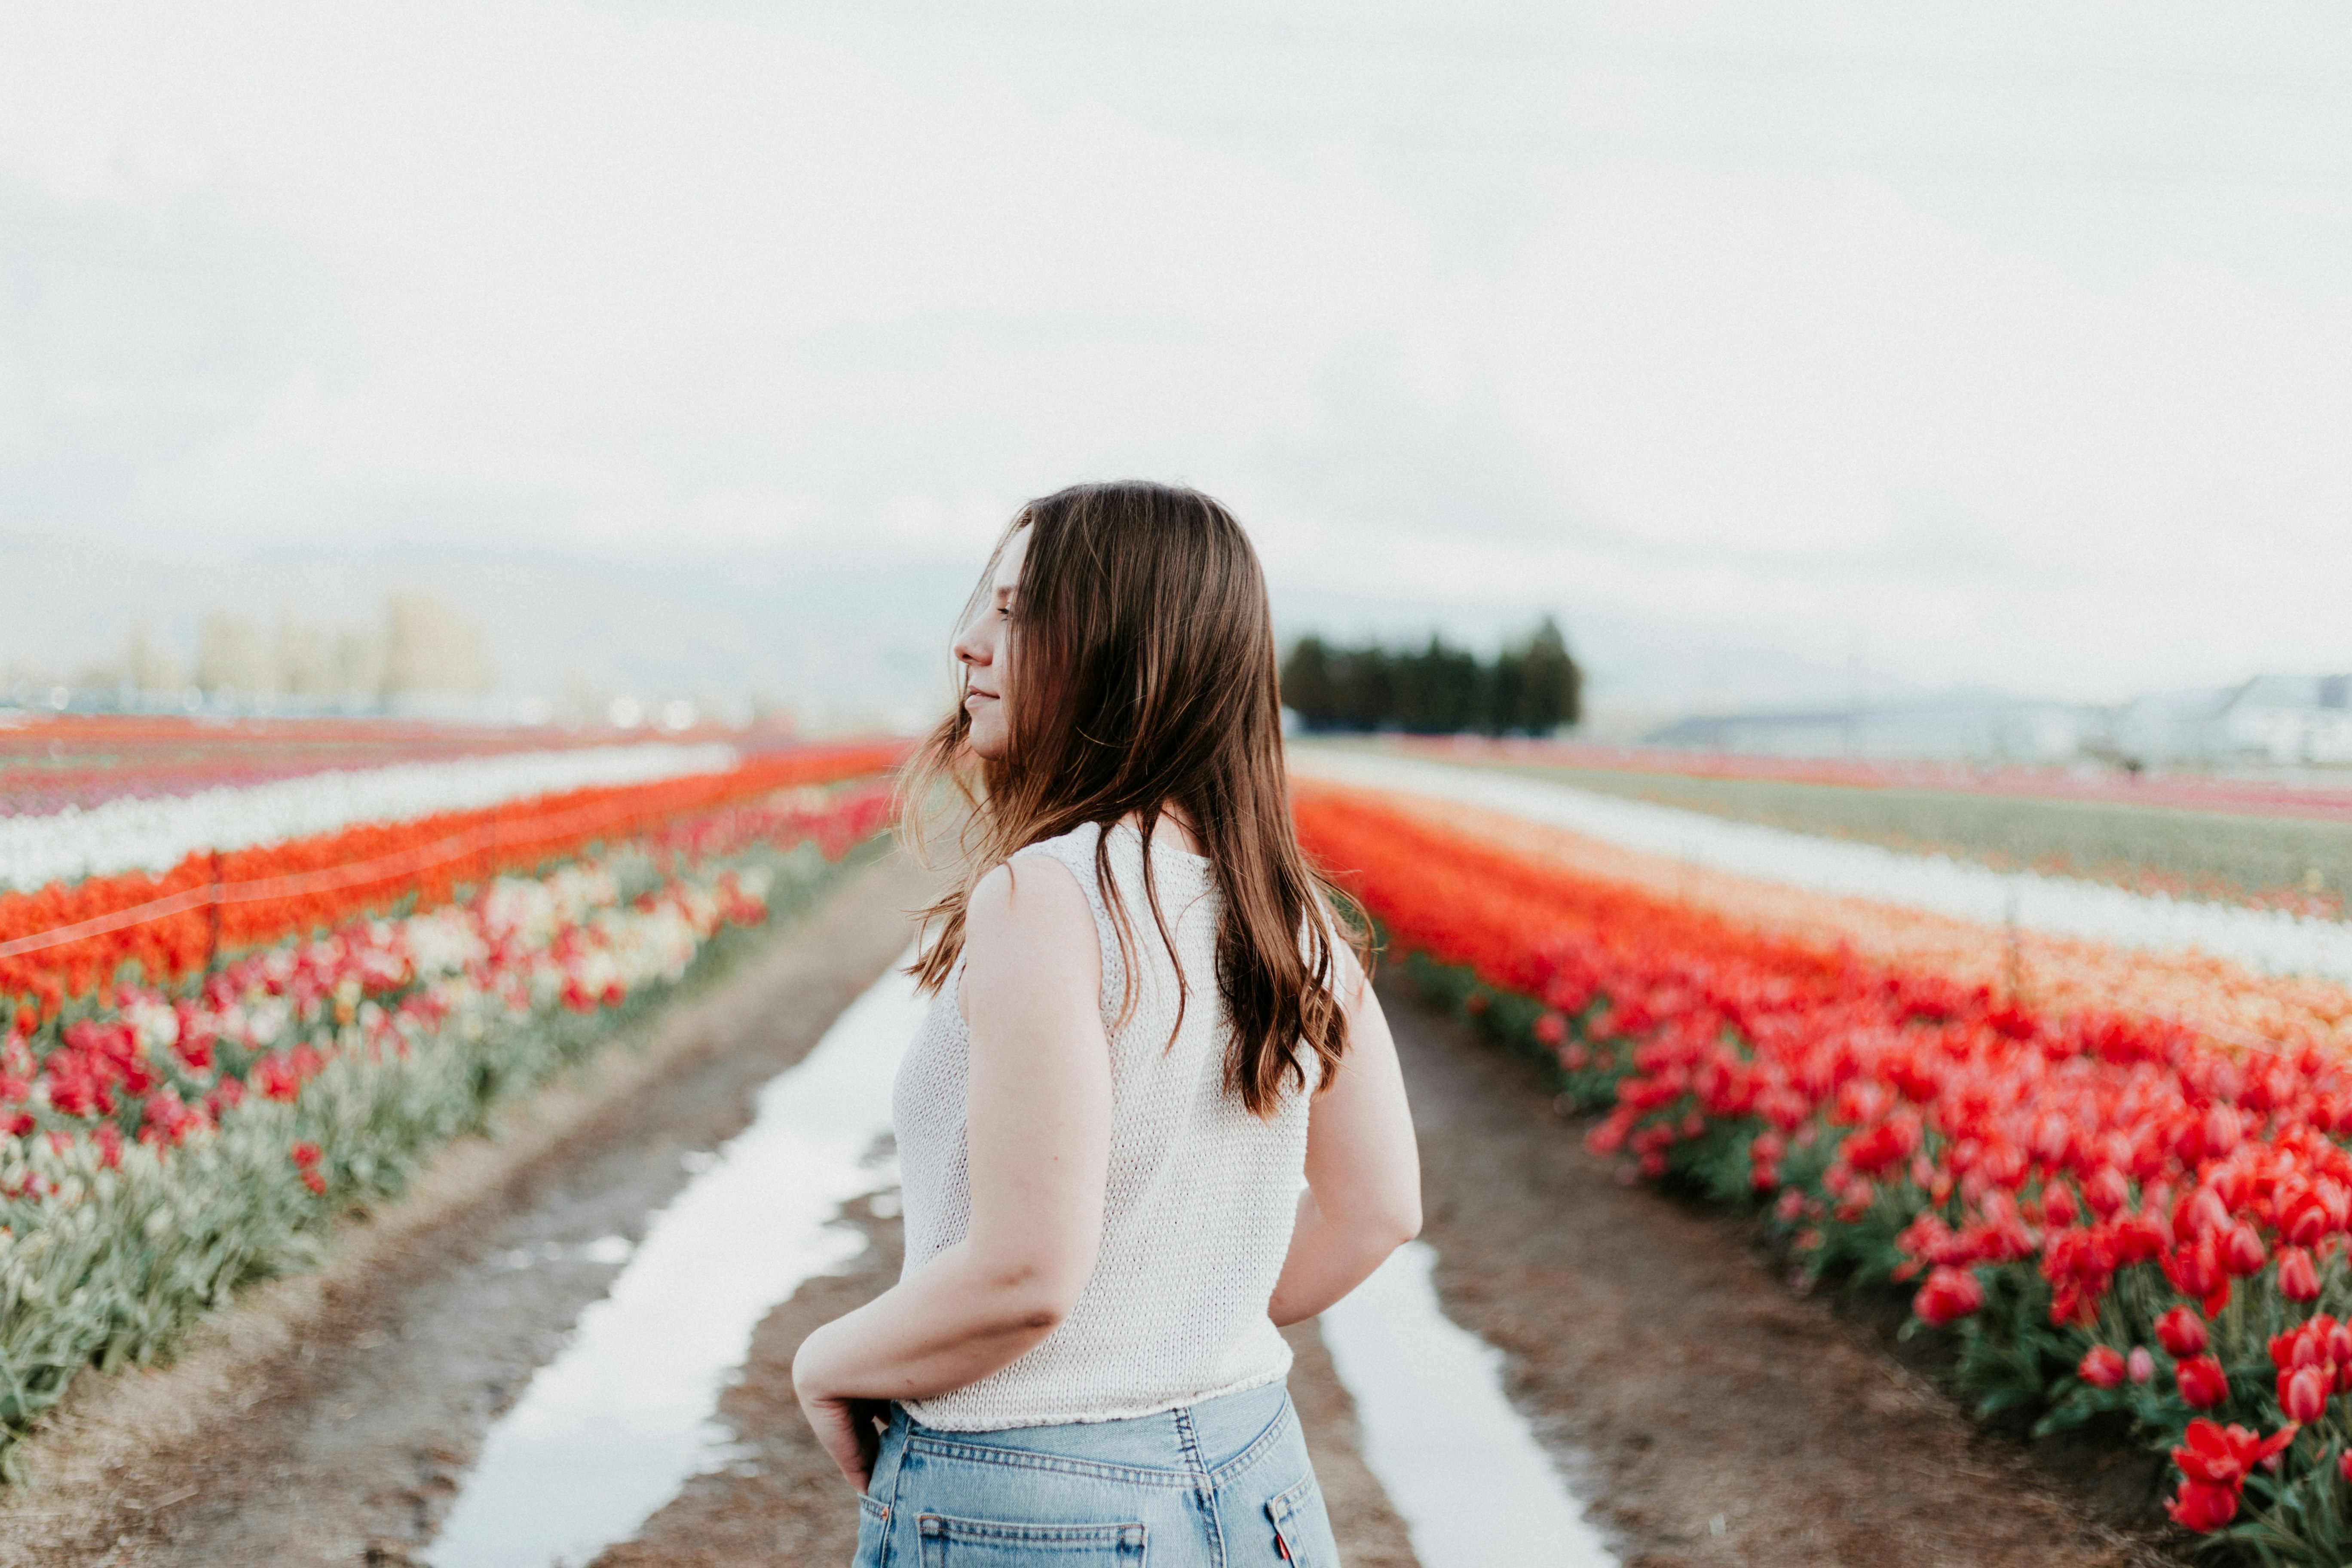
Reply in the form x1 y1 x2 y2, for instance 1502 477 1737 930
983 821 1111 915
1021 816 1213 874
962 851 1105 1004
1011 819 1106 865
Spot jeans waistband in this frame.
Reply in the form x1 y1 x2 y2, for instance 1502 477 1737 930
892 1377 1293 1483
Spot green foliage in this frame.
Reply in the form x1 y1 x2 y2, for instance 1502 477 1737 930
1280 619 1583 735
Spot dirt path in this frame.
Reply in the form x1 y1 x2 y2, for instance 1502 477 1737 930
1386 975 2183 1568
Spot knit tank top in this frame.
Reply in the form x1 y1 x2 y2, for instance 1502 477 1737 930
891 819 1312 1430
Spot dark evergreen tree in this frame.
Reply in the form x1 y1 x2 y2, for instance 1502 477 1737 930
1512 616 1582 731
1277 636 1338 724
1277 619 1582 735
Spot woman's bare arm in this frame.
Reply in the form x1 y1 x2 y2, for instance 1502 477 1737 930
790 857 1112 1487
1266 939 1422 1327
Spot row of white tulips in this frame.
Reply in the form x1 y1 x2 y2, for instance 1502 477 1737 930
0 742 741 894
1289 746 2352 987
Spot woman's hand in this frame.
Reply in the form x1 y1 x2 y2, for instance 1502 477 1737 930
800 1387 889 1492
793 1326 889 1491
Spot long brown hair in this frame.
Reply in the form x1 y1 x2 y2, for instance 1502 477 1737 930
902 481 1365 1115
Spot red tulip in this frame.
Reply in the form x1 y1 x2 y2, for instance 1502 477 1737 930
2281 1364 2331 1424
2154 1316 2201 1363
1914 1266 1984 1327
2183 1187 2231 1241
2328 1322 2352 1391
2164 1485 2239 1532
2177 1355 2231 1410
2129 1347 2156 1384
2042 1184 2078 1228
2278 1246 2321 1303
2084 1167 2131 1218
2078 1345 2127 1389
2340 1448 2352 1485
2273 1324 2326 1371
2173 1417 2296 1488
2222 1222 2267 1279
2202 1102 2244 1160
2157 1307 2210 1358
2168 1235 2224 1298
2165 1479 2239 1532
2282 1192 2332 1247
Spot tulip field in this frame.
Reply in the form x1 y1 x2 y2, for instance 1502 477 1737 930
25 715 2352 1562
1290 747 2352 1565
1405 735 2352 923
0 721 901 1468
1402 734 2352 826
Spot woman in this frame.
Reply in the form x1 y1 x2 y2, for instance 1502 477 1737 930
793 481 1422 1568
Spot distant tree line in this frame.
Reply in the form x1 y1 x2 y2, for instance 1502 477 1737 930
1279 618 1583 735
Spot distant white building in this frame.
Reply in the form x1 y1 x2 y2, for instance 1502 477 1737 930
2116 675 2352 766
1640 674 2352 767
2110 687 2233 766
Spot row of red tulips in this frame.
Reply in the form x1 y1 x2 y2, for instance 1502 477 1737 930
0 741 903 1020
0 781 896 1176
1294 781 2352 1560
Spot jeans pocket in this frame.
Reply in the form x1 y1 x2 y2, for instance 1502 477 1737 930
855 1491 893 1568
916 1512 1147 1566
1263 1471 1336 1568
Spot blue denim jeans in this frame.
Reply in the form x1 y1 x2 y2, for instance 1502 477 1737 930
852 1380 1340 1567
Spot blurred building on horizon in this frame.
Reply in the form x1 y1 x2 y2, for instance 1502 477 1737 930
1644 674 2352 770
7 590 501 720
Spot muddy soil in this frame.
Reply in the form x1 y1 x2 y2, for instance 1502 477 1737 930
598 1194 1418 1568
0 855 943 1568
1387 975 2186 1568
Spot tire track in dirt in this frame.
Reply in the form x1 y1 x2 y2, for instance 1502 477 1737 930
1385 976 2185 1568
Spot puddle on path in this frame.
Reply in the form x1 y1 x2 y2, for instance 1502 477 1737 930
427 958 930 1568
1320 1241 1619 1568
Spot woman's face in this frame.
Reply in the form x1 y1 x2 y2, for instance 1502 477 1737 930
951 524 1029 762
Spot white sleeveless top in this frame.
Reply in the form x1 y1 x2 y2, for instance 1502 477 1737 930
892 819 1313 1430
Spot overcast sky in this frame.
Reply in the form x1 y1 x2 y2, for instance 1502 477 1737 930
3 1 2349 716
